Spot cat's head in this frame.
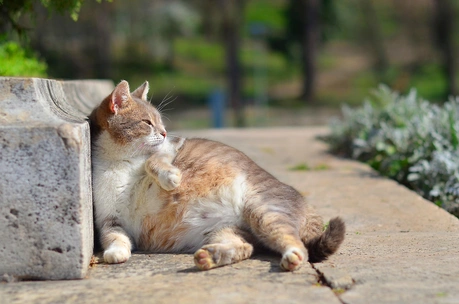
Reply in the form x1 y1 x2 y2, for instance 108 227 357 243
91 80 167 155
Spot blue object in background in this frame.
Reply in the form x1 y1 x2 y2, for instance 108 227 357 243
208 89 225 128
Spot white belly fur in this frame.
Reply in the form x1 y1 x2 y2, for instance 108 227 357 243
172 174 248 251
95 154 248 252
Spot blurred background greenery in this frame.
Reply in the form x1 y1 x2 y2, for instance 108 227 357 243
1 0 458 129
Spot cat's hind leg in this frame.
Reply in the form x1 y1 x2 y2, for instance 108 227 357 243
100 217 132 264
194 227 253 270
245 207 307 271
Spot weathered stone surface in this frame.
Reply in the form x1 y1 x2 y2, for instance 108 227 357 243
0 77 113 280
61 80 113 116
1 253 340 304
1 126 459 303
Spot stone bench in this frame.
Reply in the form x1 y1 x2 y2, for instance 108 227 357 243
0 77 113 280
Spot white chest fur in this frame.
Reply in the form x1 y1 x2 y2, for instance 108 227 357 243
92 132 163 245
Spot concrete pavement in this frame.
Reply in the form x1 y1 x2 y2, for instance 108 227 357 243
2 127 459 304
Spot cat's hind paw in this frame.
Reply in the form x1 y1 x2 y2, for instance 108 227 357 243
194 248 217 270
280 248 305 271
158 167 182 191
103 245 131 264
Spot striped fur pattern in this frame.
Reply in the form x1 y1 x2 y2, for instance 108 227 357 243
90 80 345 271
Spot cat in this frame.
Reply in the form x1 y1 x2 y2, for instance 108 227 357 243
89 80 345 271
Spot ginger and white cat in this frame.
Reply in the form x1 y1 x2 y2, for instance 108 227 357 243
89 80 345 271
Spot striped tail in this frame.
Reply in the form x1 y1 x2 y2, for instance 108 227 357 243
306 217 346 263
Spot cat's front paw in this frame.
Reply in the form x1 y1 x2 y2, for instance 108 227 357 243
158 167 182 191
103 245 131 264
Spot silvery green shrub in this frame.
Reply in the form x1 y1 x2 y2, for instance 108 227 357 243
325 85 459 217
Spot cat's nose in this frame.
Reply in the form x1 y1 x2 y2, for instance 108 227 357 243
160 131 167 138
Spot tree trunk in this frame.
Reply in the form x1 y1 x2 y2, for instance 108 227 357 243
93 0 112 79
220 0 245 127
360 0 388 76
434 0 457 97
300 0 320 103
0 6 10 36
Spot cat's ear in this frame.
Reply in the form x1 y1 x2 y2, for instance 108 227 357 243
110 80 131 114
131 81 149 100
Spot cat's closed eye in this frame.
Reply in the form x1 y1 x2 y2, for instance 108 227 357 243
142 119 154 127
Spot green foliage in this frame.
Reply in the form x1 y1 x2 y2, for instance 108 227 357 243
39 0 83 21
1 0 110 37
409 64 448 101
150 70 220 101
0 40 47 76
245 0 286 32
38 0 110 21
175 38 224 73
324 85 459 217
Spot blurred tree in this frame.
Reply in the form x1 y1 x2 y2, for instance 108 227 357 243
193 0 220 40
286 0 321 103
285 0 342 103
433 0 457 97
119 0 199 70
219 0 246 127
0 0 111 78
360 0 388 76
302 0 320 103
29 0 199 79
150 1 200 69
93 0 112 78
0 0 88 37
31 1 113 79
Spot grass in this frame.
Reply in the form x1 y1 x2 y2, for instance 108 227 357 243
289 163 311 171
333 288 346 296
288 163 330 171
244 0 286 33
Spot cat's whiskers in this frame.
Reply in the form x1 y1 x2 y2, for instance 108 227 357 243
130 142 143 158
161 113 171 122
131 140 151 158
159 107 175 113
157 88 176 112
166 133 181 139
157 96 177 113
